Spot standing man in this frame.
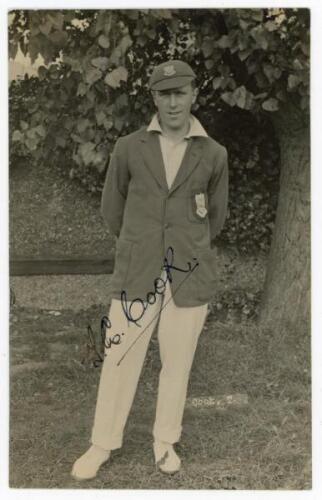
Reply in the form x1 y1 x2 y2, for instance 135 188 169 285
71 60 228 480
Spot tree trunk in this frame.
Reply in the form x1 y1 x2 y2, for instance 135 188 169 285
259 105 310 331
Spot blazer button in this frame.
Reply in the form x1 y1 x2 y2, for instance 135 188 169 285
164 222 170 229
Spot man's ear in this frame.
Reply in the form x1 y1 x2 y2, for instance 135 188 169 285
151 90 158 107
191 87 199 112
192 87 198 104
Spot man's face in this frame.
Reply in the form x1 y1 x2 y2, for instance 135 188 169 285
152 83 197 132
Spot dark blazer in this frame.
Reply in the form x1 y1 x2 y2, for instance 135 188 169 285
100 125 228 307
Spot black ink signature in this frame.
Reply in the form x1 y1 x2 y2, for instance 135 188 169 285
85 315 124 368
117 246 199 366
10 287 16 306
85 246 199 368
121 246 198 327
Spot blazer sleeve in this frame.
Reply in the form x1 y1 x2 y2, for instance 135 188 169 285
100 137 130 237
208 145 229 248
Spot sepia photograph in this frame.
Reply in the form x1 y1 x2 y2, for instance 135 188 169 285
5 2 313 492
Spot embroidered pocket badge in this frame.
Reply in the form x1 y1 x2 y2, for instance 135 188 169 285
195 192 207 218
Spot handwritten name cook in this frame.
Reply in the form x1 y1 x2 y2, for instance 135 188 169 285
87 245 199 367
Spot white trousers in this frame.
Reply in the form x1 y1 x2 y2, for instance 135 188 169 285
90 271 208 450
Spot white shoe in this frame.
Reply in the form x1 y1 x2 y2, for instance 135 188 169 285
153 440 181 474
71 445 111 480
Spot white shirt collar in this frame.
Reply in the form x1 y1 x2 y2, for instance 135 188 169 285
147 113 208 139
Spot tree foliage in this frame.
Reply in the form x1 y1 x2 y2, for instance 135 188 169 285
8 8 309 253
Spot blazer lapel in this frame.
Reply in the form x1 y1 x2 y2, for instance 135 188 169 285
139 129 204 194
140 131 169 193
169 138 203 195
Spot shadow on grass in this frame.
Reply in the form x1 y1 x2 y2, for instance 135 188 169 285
9 304 311 489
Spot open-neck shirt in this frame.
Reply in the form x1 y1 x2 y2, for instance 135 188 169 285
147 113 208 189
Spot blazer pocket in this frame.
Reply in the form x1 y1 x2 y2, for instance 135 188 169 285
187 188 209 224
113 238 134 291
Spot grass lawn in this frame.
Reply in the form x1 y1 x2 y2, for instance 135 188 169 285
9 300 311 489
9 156 114 259
9 155 310 489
